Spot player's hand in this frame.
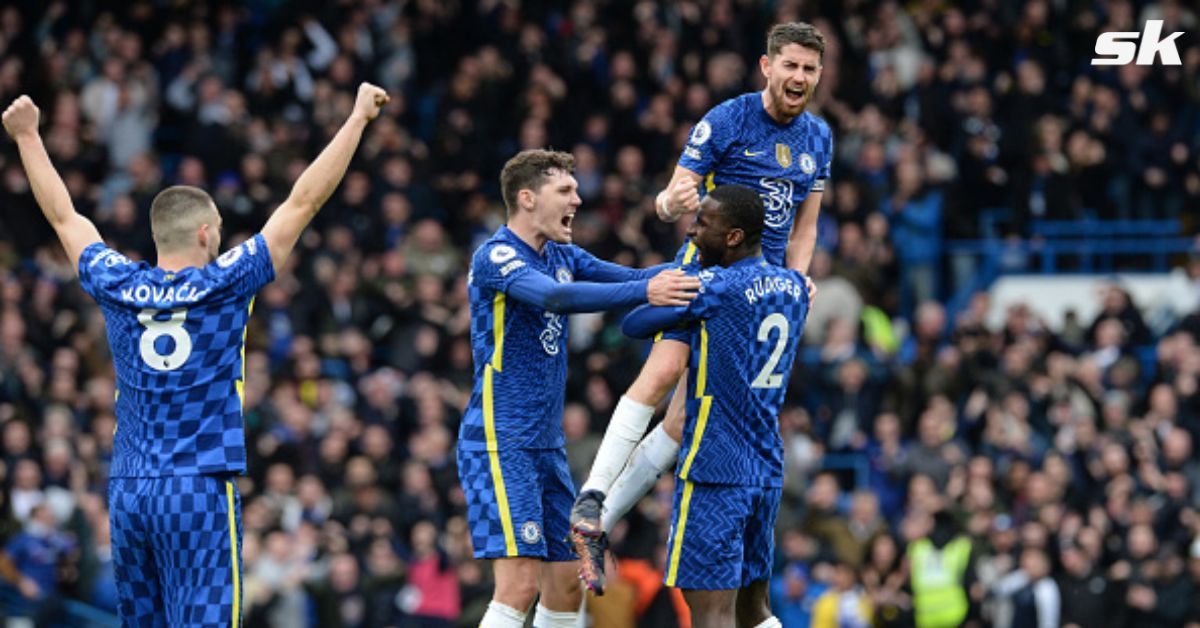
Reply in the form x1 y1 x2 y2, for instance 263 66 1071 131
17 575 40 600
647 269 700 307
2 95 40 140
805 275 818 303
659 177 701 222
352 83 390 122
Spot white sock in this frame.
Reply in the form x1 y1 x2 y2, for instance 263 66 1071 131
481 601 527 628
751 617 782 628
601 424 679 532
581 396 655 495
533 603 580 628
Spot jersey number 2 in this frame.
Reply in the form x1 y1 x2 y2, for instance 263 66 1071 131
751 313 789 389
138 308 193 371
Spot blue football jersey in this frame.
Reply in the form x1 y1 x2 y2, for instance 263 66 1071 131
78 235 275 477
672 257 809 486
677 93 833 267
460 227 630 451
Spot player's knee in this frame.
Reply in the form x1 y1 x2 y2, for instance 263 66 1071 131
735 581 773 627
735 597 772 627
540 578 581 610
493 569 540 610
684 591 736 626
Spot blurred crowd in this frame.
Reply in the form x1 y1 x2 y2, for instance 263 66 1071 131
0 0 1198 626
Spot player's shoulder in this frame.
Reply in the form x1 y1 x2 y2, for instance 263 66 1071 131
473 230 522 263
203 234 266 273
471 229 530 280
730 259 804 290
796 111 833 138
80 243 143 274
708 92 758 119
694 265 731 294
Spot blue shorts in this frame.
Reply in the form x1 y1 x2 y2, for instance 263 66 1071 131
664 480 781 590
108 475 243 627
458 447 575 561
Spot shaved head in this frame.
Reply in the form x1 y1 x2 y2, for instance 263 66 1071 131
149 186 221 260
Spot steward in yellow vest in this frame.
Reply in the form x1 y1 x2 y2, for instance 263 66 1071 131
906 511 976 628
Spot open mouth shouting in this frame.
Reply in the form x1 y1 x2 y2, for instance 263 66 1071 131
561 211 575 238
783 84 808 107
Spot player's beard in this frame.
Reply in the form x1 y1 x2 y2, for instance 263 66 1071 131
772 82 810 118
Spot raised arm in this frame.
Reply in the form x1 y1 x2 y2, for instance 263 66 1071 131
2 96 102 271
654 165 704 223
260 82 389 272
786 190 822 273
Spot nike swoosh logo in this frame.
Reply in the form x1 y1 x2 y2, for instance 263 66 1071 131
744 149 763 156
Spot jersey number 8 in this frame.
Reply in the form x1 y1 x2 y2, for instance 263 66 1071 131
138 308 193 371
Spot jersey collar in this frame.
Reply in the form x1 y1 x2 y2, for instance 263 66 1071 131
499 225 546 259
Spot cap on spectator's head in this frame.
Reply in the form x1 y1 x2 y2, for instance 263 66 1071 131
993 513 1014 532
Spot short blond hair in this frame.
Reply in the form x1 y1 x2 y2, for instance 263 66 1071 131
149 186 218 252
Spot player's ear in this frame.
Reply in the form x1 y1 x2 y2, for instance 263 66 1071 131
759 54 771 79
517 188 536 213
727 227 745 248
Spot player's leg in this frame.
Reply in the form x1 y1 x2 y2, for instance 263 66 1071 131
109 478 167 627
735 485 784 628
735 580 778 628
579 338 688 499
484 557 540 625
150 476 243 627
459 446 547 625
664 480 749 628
682 589 739 628
571 340 688 592
536 448 584 625
600 372 688 532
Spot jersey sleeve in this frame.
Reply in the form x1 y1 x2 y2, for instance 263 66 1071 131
210 234 276 299
677 100 738 177
470 241 535 293
635 268 727 341
567 245 666 282
812 121 833 193
77 243 137 301
683 268 728 320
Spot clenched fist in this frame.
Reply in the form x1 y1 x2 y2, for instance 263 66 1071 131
2 95 40 140
657 176 701 222
353 83 390 122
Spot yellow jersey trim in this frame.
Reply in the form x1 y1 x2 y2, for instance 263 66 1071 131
483 365 518 555
225 481 241 627
492 293 506 372
665 480 696 586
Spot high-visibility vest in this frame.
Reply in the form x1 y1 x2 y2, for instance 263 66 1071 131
908 536 971 628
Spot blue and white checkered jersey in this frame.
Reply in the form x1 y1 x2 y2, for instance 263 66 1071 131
461 226 640 451
78 235 275 477
677 93 833 267
673 257 810 487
